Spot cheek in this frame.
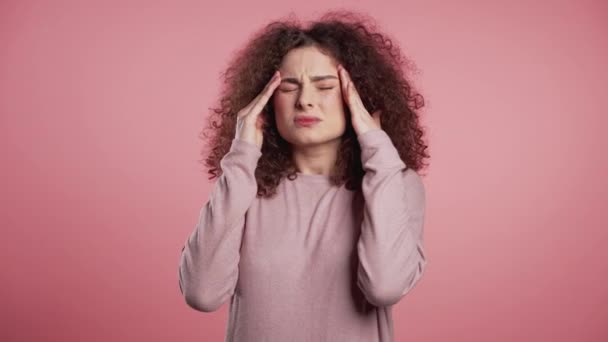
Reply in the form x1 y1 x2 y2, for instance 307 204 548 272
272 97 292 128
273 94 293 112
321 92 345 111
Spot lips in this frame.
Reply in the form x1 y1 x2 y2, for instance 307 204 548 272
294 115 321 123
294 115 321 127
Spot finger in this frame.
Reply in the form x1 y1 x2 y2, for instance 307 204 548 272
340 67 359 105
339 66 370 120
338 66 349 101
346 80 364 114
341 69 360 104
341 69 368 116
244 71 281 117
350 82 367 114
242 71 279 116
251 71 281 113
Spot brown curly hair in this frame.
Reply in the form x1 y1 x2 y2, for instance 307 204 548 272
199 10 430 198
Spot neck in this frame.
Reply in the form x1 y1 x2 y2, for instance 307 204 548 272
290 138 340 175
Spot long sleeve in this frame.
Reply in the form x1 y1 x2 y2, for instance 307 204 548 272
178 137 262 312
355 128 428 307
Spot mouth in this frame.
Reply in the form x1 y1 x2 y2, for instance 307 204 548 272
294 117 321 127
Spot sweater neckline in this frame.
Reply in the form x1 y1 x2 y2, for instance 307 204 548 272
294 172 332 183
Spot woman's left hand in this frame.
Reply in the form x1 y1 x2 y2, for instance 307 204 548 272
338 64 382 136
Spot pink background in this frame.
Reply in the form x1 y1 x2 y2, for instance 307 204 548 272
1 0 606 341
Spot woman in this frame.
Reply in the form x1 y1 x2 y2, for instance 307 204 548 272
178 10 430 342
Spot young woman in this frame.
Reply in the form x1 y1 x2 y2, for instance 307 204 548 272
178 10 430 342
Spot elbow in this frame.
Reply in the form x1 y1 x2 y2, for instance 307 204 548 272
179 273 229 313
358 277 412 308
358 255 428 307
183 291 225 312
179 274 227 312
358 284 404 308
178 259 229 313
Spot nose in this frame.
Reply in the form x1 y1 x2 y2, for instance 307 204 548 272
296 84 315 110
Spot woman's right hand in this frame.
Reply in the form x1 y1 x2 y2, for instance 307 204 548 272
234 70 281 148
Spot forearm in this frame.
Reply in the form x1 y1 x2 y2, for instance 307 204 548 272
179 138 261 312
355 129 428 307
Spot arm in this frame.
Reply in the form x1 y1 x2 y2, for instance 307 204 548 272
178 138 262 312
356 129 428 307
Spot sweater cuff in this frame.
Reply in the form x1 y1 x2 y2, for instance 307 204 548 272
357 128 390 148
225 138 263 166
357 129 406 169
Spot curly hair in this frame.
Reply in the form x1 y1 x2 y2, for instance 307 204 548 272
199 10 430 199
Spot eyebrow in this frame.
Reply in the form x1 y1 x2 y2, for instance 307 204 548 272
280 75 338 85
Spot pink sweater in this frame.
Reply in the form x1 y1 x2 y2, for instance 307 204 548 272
178 128 427 341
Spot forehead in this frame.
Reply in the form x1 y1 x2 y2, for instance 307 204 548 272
279 46 337 74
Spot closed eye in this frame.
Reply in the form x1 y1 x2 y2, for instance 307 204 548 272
279 87 335 93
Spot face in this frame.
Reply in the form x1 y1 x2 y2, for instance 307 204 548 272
272 46 347 148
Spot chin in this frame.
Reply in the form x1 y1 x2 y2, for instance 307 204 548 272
292 133 344 147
